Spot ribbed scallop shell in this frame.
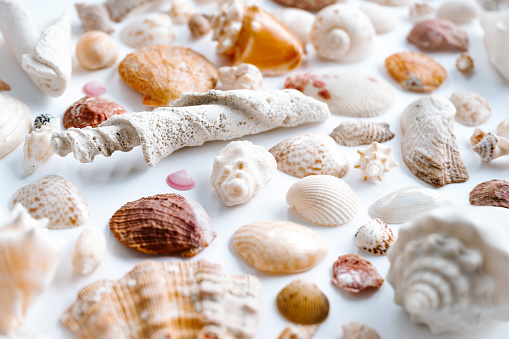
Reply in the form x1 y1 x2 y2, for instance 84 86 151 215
287 175 359 226
330 119 395 146
22 118 60 176
450 90 491 126
269 133 349 178
331 254 384 293
0 93 32 160
355 218 395 255
61 259 261 339
368 186 454 224
232 220 330 274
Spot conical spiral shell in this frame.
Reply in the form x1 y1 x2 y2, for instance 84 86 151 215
330 119 395 146
0 93 32 160
286 175 360 226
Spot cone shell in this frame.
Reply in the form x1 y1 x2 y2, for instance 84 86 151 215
61 259 261 339
450 90 491 127
269 133 349 178
330 119 395 146
276 278 329 325
331 254 384 293
232 220 330 274
11 175 90 229
109 193 216 256
287 175 359 226
0 93 32 160
407 18 469 51
355 218 395 255
470 179 509 209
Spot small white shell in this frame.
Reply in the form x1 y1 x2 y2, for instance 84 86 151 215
272 8 315 45
342 321 381 339
450 90 491 126
356 2 396 34
368 186 454 224
437 1 478 25
287 175 360 226
71 227 106 275
0 93 32 160
22 118 61 176
481 11 509 82
330 119 395 146
354 142 398 181
355 218 395 255
409 2 436 23
120 13 174 49
497 119 509 139
216 63 263 91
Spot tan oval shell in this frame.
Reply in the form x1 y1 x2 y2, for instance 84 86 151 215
330 119 395 146
286 175 360 226
76 30 119 70
232 220 330 274
407 18 469 52
75 3 114 34
11 175 91 229
342 321 381 339
0 93 31 160
450 90 491 126
355 218 395 255
120 13 174 49
276 278 329 325
437 1 478 25
269 133 349 178
331 254 384 293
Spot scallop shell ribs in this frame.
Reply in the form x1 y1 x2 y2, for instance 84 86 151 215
61 259 261 339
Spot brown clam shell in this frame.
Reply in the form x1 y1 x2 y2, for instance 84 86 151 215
470 179 509 209
109 193 216 256
408 18 469 52
63 96 127 129
331 254 384 293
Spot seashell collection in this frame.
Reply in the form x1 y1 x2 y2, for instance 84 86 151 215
2 0 509 337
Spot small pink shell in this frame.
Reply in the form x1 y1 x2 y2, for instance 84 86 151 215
331 254 384 293
83 81 106 96
166 170 195 190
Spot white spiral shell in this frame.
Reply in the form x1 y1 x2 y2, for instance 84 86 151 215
354 142 398 181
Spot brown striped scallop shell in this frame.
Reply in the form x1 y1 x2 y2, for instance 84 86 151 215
330 119 395 146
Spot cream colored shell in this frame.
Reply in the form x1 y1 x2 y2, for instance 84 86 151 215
216 63 263 91
310 4 375 63
286 175 360 226
71 227 106 275
272 8 315 44
471 130 509 163
354 142 398 181
409 2 436 23
481 11 509 82
356 2 396 35
0 93 31 160
342 321 380 339
76 30 118 70
355 218 395 255
22 118 60 176
437 1 478 25
120 13 174 49
104 0 171 22
365 0 414 6
169 0 195 25
450 90 491 126
497 119 509 139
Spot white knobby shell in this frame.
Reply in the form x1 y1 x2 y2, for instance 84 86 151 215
481 11 509 82
22 118 61 176
355 218 395 255
71 227 106 275
356 2 396 34
437 1 478 25
450 90 491 126
211 141 276 206
0 93 31 160
409 2 436 23
368 186 454 224
272 8 315 44
354 142 399 181
286 175 360 226
310 4 375 63
215 63 263 91
120 13 174 49
497 119 509 139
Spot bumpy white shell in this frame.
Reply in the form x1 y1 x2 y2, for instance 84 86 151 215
0 93 31 160
354 142 398 181
286 175 360 226
355 218 395 255
0 204 64 334
450 90 491 126
368 186 454 224
310 4 375 63
356 2 396 34
387 207 509 334
409 2 436 23
272 8 315 45
269 133 349 178
22 118 60 176
481 11 509 82
71 227 106 275
120 13 174 48
232 220 330 274
210 141 276 206
11 175 91 229
437 1 478 25
215 63 263 91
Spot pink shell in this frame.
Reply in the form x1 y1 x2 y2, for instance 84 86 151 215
331 254 384 293
166 170 195 190
83 81 106 96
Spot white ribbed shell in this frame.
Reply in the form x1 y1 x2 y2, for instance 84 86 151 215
0 93 31 160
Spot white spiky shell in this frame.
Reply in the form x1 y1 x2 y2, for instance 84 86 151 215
355 2 396 34
437 1 478 25
120 13 174 49
355 218 395 255
22 118 60 176
0 204 64 334
354 142 398 181
286 175 360 226
330 119 395 146
368 186 454 224
481 11 509 82
387 207 509 334
450 90 491 127
71 227 106 275
0 93 32 160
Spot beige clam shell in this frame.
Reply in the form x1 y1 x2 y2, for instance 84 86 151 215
0 93 32 160
232 220 330 274
120 13 174 49
287 175 360 226
437 1 478 25
450 90 491 126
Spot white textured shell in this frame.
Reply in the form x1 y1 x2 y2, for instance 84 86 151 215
387 207 509 334
368 186 454 224
409 2 436 23
450 90 491 126
232 220 330 274
481 11 509 82
437 1 478 25
120 13 174 49
354 142 398 181
497 119 509 139
272 8 315 44
71 227 106 275
286 175 360 226
210 140 276 206
215 63 263 91
310 4 375 63
11 175 91 229
470 130 509 163
356 2 396 34
0 93 31 160
269 133 349 178
0 204 64 334
355 218 395 255
22 118 60 176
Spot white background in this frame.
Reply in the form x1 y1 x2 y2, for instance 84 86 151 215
1 0 509 338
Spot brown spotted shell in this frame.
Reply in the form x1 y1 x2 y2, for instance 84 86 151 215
63 96 127 129
331 254 384 293
109 193 216 256
470 179 509 209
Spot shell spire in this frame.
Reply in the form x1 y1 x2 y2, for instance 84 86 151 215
354 142 398 181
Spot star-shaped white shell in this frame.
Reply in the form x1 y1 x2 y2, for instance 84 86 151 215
354 142 398 181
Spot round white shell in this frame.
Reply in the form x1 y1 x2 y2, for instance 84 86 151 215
120 13 174 49
355 218 395 255
0 93 32 160
356 2 396 34
272 8 315 45
437 1 478 25
450 90 491 126
71 227 106 275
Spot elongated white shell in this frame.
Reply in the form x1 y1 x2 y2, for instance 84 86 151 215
232 220 329 274
22 118 60 176
71 227 106 275
0 93 32 160
120 13 174 49
368 186 454 224
272 8 315 45
481 11 509 82
450 90 491 126
356 2 396 34
287 175 360 226
354 142 398 181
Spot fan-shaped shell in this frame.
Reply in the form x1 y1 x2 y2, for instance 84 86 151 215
61 259 261 338
11 175 90 229
331 254 384 293
269 133 348 178
120 13 174 49
330 119 395 146
22 118 60 176
368 186 454 224
450 90 491 126
0 93 32 160
284 71 394 117
276 278 329 325
437 1 478 25
286 175 360 226
232 220 330 274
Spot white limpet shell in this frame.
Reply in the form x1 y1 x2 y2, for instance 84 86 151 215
22 118 60 176
368 186 454 224
355 2 396 35
310 4 375 63
355 218 395 255
497 119 509 139
11 175 91 229
269 133 349 178
72 227 106 275
215 63 263 91
104 0 170 22
287 175 360 226
0 204 64 334
232 220 330 274
272 8 315 44
481 10 509 82
0 93 32 160
387 207 509 334
120 13 174 49
278 324 318 339
450 90 491 126
354 142 398 181
409 2 436 23
330 119 395 146
211 141 276 206
437 1 478 25
342 321 381 339
470 129 509 163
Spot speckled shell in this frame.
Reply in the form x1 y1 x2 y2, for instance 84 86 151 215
368 186 454 224
286 175 360 226
331 254 384 293
356 2 396 34
284 70 394 117
355 218 395 255
330 119 395 146
22 118 60 176
437 1 478 25
11 175 90 229
269 133 349 178
0 93 32 160
104 0 170 22
470 179 509 209
456 53 474 72
61 259 261 338
470 130 509 163
109 193 216 256
408 18 469 51
450 90 491 126
354 142 398 181
342 321 381 339
232 220 329 274
120 13 174 49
